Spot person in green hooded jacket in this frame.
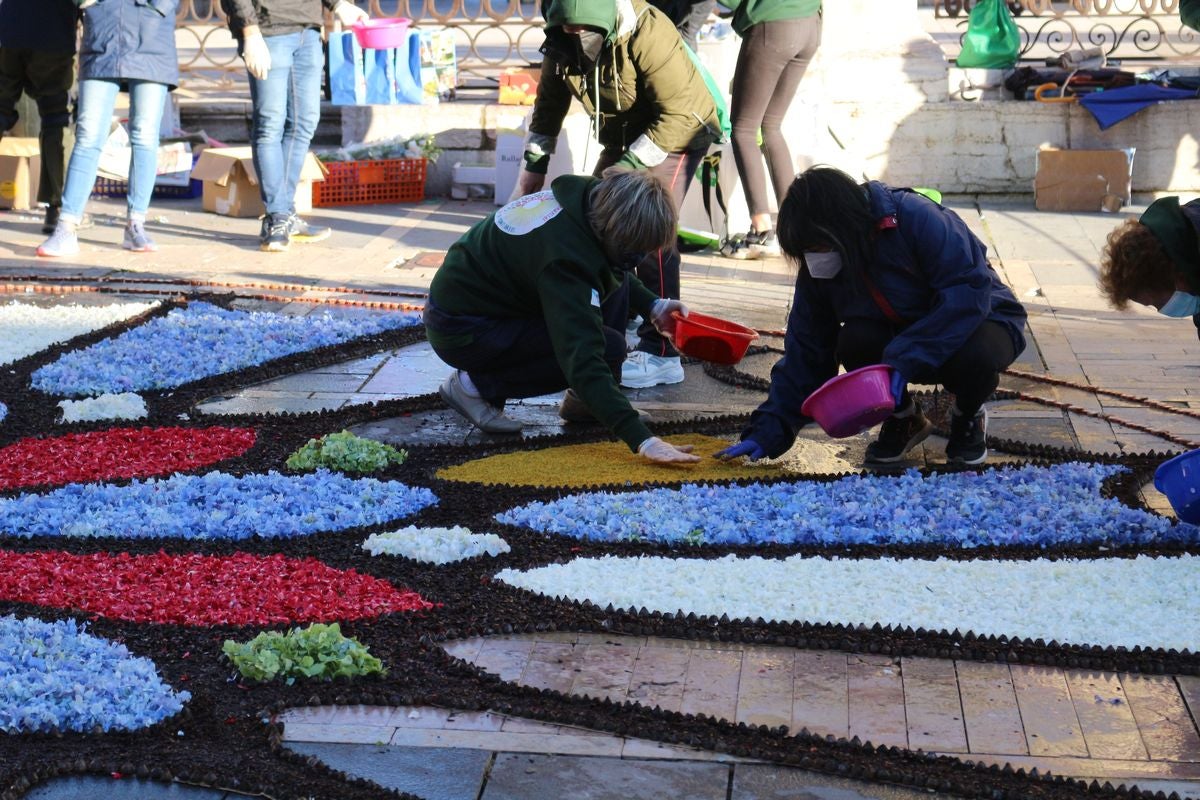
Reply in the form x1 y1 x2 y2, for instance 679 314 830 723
1099 197 1200 337
518 0 721 392
425 168 702 465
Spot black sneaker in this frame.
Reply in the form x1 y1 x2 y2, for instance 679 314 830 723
864 403 934 464
946 407 988 466
42 205 60 235
286 213 331 243
259 213 291 253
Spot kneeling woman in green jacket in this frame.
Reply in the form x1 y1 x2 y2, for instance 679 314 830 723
425 168 701 464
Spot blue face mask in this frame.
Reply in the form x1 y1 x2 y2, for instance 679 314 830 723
1158 291 1200 318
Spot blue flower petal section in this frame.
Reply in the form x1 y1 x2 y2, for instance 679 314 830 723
31 302 421 397
0 402 6 422
498 463 1197 548
0 470 438 541
0 614 189 733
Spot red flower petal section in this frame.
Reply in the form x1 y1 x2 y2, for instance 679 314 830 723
0 550 433 625
0 427 256 490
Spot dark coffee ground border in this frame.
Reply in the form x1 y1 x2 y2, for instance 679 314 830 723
0 298 1194 800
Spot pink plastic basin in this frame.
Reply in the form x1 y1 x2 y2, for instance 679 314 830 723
352 17 412 49
801 364 896 439
670 311 758 365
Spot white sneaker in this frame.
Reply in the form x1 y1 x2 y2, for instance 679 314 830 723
620 351 685 388
37 223 79 258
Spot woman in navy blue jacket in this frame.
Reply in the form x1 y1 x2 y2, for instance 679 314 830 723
718 166 1028 467
38 0 178 258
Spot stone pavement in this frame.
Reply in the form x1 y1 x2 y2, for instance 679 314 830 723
2 192 1199 799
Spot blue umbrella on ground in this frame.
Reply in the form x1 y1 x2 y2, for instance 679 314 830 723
1079 83 1199 131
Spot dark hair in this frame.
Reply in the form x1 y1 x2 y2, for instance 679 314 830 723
777 166 875 277
1099 218 1176 310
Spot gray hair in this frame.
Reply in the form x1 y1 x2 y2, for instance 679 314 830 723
588 168 677 254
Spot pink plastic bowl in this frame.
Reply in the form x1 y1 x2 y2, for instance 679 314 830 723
352 17 412 49
801 364 896 439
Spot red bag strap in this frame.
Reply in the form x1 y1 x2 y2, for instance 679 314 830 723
863 214 906 325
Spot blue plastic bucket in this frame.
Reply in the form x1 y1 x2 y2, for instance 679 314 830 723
1153 449 1200 523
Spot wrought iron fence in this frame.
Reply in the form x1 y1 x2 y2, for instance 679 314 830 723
175 0 544 90
934 0 1200 61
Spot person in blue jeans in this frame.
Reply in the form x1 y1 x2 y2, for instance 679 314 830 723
38 0 178 258
220 0 369 252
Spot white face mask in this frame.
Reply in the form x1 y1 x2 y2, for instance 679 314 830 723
1158 291 1200 318
804 251 843 279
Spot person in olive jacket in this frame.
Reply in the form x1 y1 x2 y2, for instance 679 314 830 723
426 168 700 465
518 0 722 391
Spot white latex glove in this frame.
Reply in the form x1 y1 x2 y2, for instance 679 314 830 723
333 0 369 26
638 436 701 464
78 0 98 8
243 31 271 81
649 298 688 338
517 168 546 197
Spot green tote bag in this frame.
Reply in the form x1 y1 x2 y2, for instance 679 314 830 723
956 0 1021 69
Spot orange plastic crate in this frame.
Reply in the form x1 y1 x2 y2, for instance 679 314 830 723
313 157 426 206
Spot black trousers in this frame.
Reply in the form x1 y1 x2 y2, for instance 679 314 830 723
835 318 1017 418
0 48 74 208
425 303 627 405
593 146 706 358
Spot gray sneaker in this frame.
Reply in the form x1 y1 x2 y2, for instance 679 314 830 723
439 370 523 434
123 219 157 252
36 222 79 258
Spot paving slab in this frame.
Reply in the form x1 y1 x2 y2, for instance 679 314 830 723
480 753 729 800
730 762 949 800
284 742 489 800
24 777 230 799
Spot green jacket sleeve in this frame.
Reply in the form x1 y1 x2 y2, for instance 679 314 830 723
526 61 574 172
538 262 654 452
625 9 713 164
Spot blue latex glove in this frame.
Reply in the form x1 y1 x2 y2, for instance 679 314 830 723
715 439 766 461
889 368 906 410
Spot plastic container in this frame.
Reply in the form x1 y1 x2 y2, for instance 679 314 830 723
1154 449 1200 524
670 311 757 365
313 157 426 206
352 17 411 49
91 153 203 200
801 364 896 439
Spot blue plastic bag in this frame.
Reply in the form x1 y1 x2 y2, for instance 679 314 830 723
328 32 365 105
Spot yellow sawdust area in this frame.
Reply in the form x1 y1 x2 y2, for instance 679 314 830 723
435 434 783 488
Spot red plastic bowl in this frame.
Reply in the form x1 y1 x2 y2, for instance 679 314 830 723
352 17 412 49
671 311 758 365
801 364 896 439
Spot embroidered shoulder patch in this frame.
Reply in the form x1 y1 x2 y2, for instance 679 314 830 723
494 191 563 235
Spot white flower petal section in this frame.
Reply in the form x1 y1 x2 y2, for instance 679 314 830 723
497 554 1200 652
58 393 148 423
363 525 511 564
0 301 158 365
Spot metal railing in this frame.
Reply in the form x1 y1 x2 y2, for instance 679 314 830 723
175 0 544 90
934 0 1200 61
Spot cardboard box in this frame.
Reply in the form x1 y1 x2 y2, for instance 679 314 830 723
499 67 539 105
96 123 193 183
1034 147 1135 212
190 146 326 218
0 137 41 211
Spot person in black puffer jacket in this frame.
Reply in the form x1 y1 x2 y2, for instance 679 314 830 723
647 0 714 50
0 0 78 234
219 0 370 252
